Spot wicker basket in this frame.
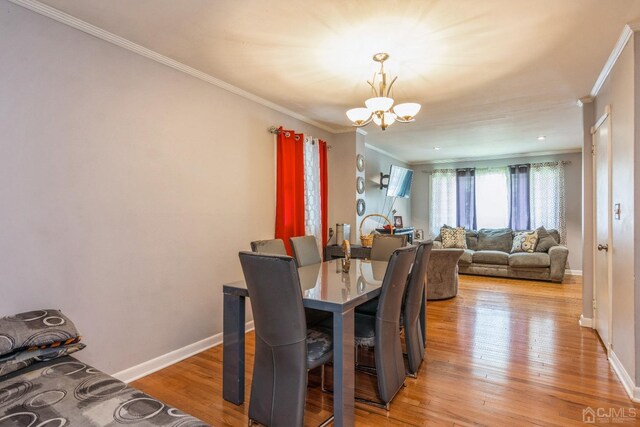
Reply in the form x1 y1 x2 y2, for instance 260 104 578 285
359 213 394 247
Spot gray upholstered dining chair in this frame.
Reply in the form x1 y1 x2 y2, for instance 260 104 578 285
403 241 433 377
250 238 287 256
290 235 322 267
369 234 408 261
353 245 416 410
238 252 334 427
355 234 409 316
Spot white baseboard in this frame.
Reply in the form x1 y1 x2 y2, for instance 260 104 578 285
565 269 583 276
579 315 593 328
113 320 254 383
609 350 640 402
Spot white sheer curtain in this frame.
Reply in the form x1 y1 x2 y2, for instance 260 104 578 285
429 169 457 237
476 167 510 229
530 162 566 243
303 136 322 250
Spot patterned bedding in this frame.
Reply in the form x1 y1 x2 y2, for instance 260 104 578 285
0 356 210 426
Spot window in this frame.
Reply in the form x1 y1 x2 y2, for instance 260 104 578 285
530 162 566 243
475 168 509 229
428 162 566 241
429 169 456 237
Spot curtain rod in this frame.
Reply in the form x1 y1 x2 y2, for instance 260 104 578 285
268 126 332 149
422 160 571 173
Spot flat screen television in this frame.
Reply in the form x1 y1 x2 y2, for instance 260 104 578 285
386 165 414 198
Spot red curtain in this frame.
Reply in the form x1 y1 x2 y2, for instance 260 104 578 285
275 127 305 255
319 140 329 246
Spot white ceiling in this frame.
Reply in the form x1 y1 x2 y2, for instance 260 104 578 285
37 0 640 163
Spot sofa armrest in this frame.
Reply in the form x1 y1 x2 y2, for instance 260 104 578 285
548 245 569 283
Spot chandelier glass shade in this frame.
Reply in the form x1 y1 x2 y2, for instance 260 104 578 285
346 53 421 131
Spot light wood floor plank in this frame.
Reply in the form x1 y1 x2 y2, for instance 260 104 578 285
133 274 640 425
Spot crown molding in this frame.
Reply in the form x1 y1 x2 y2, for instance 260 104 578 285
590 23 640 97
411 148 582 166
364 143 408 164
8 0 340 134
576 96 593 107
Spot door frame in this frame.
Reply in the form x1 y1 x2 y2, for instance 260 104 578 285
590 104 613 356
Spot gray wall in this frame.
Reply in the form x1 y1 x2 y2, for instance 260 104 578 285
591 32 637 383
411 152 583 271
328 131 365 244
364 146 412 230
0 2 332 375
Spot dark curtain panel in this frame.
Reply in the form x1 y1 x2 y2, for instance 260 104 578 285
456 168 476 230
509 164 531 230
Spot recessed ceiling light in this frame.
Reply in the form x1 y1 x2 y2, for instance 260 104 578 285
537 135 546 141
434 146 441 150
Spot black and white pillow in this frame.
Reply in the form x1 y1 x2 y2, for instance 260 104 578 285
441 226 467 249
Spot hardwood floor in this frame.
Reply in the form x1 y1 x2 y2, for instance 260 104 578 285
133 274 640 426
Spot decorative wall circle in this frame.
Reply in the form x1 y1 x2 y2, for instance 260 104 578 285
356 198 366 216
356 154 365 172
356 177 365 194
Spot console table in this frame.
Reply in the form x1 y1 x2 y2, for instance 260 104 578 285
375 226 415 244
323 244 371 261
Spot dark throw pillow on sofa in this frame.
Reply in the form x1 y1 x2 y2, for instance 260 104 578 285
477 228 513 253
0 309 81 356
0 343 85 378
535 226 559 252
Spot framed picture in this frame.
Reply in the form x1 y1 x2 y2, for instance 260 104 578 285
393 215 403 228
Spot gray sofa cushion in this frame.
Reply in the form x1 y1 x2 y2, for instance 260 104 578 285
509 252 551 268
473 250 509 265
0 356 210 426
459 249 474 264
466 230 479 250
477 228 513 253
535 226 559 252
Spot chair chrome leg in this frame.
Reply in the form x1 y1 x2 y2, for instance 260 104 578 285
248 419 254 426
321 364 330 393
406 372 417 379
318 415 335 427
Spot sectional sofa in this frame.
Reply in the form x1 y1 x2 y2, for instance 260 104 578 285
433 228 569 283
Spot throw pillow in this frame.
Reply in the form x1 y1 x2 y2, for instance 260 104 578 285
0 309 81 357
0 343 85 378
477 228 514 253
535 226 559 252
441 226 467 249
511 231 539 253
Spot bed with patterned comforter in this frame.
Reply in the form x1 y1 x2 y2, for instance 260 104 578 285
0 310 210 426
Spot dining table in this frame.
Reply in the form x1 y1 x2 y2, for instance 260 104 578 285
222 257 426 427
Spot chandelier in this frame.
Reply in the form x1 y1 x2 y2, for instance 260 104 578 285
346 53 421 131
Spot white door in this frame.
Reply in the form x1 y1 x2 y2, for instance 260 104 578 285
592 107 612 355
